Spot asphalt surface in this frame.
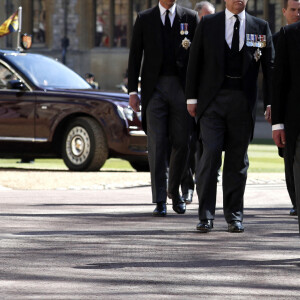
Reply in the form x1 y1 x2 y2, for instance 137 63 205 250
1 120 298 299
1 174 300 299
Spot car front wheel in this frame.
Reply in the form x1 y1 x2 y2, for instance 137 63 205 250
62 117 108 171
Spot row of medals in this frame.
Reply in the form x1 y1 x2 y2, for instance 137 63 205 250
179 24 266 60
246 34 266 48
180 23 190 49
247 34 266 62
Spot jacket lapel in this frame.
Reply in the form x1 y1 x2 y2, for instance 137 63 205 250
174 5 183 32
152 6 163 53
243 13 257 75
215 11 226 71
173 5 185 55
293 22 300 50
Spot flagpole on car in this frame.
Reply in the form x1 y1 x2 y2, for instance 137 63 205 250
16 6 22 51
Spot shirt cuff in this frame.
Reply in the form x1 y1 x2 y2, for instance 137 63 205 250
129 91 137 95
187 99 197 104
272 124 284 131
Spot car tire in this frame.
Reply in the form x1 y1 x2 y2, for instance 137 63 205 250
129 161 150 172
62 117 108 171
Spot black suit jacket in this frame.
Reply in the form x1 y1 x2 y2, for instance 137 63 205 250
128 5 199 131
272 21 300 158
272 31 280 48
185 11 274 133
272 31 284 158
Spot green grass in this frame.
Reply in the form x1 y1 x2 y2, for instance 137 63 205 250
0 140 284 173
248 143 284 173
0 158 133 171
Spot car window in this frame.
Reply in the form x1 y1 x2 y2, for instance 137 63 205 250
0 64 17 89
4 53 92 90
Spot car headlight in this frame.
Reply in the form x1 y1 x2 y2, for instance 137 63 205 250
117 105 134 122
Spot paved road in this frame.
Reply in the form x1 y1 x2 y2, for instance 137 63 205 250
1 179 300 299
0 170 286 191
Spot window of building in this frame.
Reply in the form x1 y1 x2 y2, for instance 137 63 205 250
133 0 151 22
32 0 46 46
95 0 110 47
247 0 264 18
114 0 127 47
95 0 156 48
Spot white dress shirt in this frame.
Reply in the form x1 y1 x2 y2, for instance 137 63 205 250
187 9 246 104
225 9 246 51
272 124 284 130
159 2 176 26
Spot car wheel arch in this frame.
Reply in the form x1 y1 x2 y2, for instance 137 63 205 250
52 113 107 143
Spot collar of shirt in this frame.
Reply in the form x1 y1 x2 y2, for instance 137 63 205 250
225 8 246 51
159 2 176 26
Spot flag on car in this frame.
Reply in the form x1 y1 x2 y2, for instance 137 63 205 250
0 10 19 37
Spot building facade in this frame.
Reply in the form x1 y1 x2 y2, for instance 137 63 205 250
0 0 287 91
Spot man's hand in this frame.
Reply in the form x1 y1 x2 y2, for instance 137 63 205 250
129 94 141 112
264 106 271 124
187 103 197 117
272 129 286 148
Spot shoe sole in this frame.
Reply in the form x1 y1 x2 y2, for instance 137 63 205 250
228 229 244 233
172 205 186 214
152 213 166 217
173 209 186 214
196 227 212 233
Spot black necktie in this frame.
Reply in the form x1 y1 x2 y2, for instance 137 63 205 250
231 15 240 53
165 10 171 30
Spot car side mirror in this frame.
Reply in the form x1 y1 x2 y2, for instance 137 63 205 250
6 80 26 90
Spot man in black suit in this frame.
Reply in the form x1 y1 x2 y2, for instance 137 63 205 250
272 0 300 47
186 0 274 233
180 1 216 205
272 21 300 234
267 0 300 217
127 0 199 216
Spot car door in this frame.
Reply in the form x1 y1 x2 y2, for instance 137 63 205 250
0 63 35 142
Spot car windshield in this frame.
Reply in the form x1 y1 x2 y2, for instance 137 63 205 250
5 53 92 89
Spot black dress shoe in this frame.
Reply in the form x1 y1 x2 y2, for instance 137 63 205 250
153 202 167 217
196 220 213 233
173 200 186 214
228 221 244 233
168 193 186 214
290 207 298 216
182 189 193 204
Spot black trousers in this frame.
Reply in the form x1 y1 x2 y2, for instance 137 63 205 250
180 117 197 195
196 89 252 223
293 134 300 233
284 147 297 209
146 76 189 203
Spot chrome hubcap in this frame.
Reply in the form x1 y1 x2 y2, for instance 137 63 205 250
66 126 90 165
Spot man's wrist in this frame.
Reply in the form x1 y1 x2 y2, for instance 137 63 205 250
129 91 138 95
187 99 197 104
272 124 284 131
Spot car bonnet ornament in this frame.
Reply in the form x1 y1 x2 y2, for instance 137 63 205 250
21 34 32 50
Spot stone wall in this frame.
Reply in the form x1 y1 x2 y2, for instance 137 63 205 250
0 0 289 90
